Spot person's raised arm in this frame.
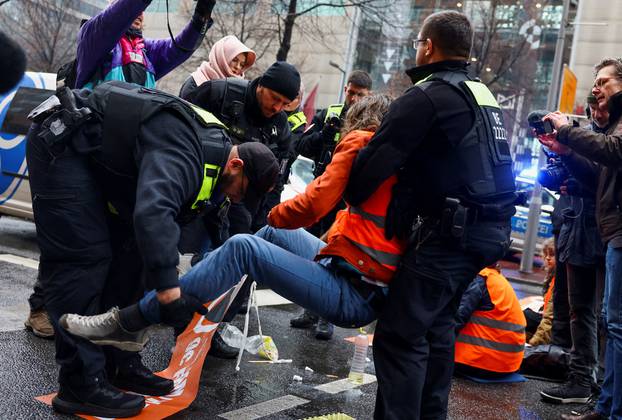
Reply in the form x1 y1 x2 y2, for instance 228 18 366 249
75 0 148 88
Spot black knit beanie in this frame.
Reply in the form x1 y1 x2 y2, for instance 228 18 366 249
258 61 301 101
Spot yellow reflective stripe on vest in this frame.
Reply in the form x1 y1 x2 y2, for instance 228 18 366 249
192 163 221 210
189 105 227 128
287 111 307 132
350 206 386 229
456 333 524 353
469 315 526 333
463 81 500 108
349 239 401 267
325 104 344 119
414 74 434 86
325 104 344 142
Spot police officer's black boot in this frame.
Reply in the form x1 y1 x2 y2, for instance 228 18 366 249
52 375 145 418
290 310 318 329
314 318 334 340
112 353 174 396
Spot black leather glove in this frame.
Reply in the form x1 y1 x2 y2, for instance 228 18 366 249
159 293 208 336
194 0 216 20
320 116 341 145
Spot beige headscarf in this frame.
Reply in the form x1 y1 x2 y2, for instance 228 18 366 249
191 35 256 85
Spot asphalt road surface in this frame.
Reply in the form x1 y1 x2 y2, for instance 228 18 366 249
0 216 579 419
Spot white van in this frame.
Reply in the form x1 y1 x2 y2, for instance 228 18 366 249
0 72 56 220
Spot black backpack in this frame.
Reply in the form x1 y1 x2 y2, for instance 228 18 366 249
56 19 93 89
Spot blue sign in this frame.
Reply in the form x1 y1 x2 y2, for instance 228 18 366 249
0 72 55 205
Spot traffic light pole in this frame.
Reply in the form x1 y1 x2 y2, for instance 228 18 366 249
519 0 570 273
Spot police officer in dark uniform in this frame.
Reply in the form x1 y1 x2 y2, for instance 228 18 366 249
179 61 300 357
288 70 371 339
296 70 372 180
26 81 279 418
345 11 516 419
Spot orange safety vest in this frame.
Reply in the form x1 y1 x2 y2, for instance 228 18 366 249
543 275 555 312
454 267 526 373
318 175 406 284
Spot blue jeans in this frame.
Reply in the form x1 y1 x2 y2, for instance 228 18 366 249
139 226 384 328
596 244 622 419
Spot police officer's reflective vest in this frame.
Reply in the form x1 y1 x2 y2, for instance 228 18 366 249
324 103 345 142
319 174 406 284
454 267 526 373
413 71 516 215
287 111 307 132
86 81 229 212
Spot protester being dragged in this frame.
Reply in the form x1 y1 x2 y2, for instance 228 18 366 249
454 264 526 379
525 238 556 346
537 57 622 420
74 0 215 89
288 71 371 341
179 35 256 98
59 95 404 371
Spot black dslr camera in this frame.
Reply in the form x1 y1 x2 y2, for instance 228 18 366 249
527 110 554 135
526 110 569 191
537 149 570 192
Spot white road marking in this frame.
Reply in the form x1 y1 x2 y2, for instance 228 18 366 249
254 289 291 306
0 254 39 270
218 394 309 420
314 374 377 394
0 303 30 332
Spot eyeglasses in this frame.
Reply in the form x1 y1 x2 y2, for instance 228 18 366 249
593 76 620 89
412 38 428 50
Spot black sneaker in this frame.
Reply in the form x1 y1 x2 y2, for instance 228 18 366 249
315 318 334 340
208 330 239 359
540 379 592 404
52 378 145 418
114 356 174 396
60 307 149 352
290 310 318 329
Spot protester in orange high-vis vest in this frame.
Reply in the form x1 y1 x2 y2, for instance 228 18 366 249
268 94 404 284
454 265 526 378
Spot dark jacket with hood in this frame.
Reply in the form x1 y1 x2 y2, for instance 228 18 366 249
558 91 622 247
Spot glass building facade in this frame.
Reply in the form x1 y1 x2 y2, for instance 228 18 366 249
353 0 575 176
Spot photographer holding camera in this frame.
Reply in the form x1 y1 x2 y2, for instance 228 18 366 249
531 106 606 408
537 58 622 420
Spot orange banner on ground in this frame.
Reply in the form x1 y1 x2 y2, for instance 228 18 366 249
36 277 247 419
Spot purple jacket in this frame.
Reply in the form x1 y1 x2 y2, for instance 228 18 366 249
75 0 206 88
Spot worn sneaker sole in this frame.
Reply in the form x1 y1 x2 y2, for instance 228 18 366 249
52 395 144 418
540 391 591 404
24 321 54 339
87 338 147 353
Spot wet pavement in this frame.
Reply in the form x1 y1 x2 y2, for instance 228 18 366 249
0 216 584 419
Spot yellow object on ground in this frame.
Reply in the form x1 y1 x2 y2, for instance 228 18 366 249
258 336 279 361
302 413 355 420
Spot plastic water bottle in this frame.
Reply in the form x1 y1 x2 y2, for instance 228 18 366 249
219 324 246 349
348 333 368 384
